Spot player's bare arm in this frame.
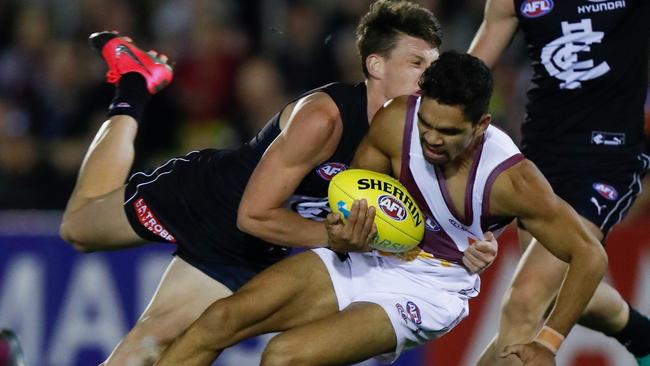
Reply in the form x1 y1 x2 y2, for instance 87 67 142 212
237 92 342 248
490 159 608 359
351 97 408 175
468 0 519 68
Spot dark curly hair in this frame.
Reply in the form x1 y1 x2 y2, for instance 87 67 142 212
418 51 493 124
356 0 442 78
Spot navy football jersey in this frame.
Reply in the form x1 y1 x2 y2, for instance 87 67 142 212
124 82 369 272
220 82 368 221
515 0 650 155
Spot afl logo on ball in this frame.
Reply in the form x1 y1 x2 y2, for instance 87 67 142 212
378 194 407 221
592 182 618 201
521 0 554 17
316 162 347 181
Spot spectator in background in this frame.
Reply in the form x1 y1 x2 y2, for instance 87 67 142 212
274 0 337 94
0 0 642 217
233 57 287 140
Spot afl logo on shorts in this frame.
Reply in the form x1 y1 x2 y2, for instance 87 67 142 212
406 301 422 325
378 194 407 221
521 0 554 18
316 162 347 181
592 182 618 201
395 303 409 323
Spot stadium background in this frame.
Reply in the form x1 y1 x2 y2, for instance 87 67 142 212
0 0 648 365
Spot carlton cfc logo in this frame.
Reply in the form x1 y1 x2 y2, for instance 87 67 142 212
592 182 618 201
316 162 347 181
521 0 554 17
377 194 407 221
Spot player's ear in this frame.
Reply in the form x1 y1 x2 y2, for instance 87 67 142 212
475 114 491 136
366 54 385 79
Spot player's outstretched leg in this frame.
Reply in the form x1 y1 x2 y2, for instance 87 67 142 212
89 31 173 94
260 302 396 366
61 32 238 366
155 251 340 365
60 31 173 251
100 257 234 366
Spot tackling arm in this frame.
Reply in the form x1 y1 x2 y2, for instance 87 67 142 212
237 92 342 248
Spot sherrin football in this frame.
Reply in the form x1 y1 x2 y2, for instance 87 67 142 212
328 169 424 253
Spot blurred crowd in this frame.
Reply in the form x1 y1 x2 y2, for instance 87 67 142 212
0 0 648 216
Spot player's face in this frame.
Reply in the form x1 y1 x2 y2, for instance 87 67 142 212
382 35 438 99
417 98 488 165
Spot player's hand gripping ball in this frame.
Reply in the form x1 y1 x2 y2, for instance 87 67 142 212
328 169 424 253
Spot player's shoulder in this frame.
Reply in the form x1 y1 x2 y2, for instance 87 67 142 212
490 158 558 216
365 96 411 154
284 91 342 134
316 81 360 95
492 158 542 192
298 82 362 118
298 91 340 114
372 96 410 128
274 91 344 149
385 95 410 110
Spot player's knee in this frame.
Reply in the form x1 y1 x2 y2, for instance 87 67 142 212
59 221 95 253
191 299 242 347
102 314 177 365
135 298 210 342
131 315 177 346
261 336 305 366
500 285 546 333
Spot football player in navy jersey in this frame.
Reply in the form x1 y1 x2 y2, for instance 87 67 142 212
59 1 498 365
469 0 650 364
154 51 606 366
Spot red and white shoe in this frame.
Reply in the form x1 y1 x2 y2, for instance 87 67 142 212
89 31 173 94
0 329 26 366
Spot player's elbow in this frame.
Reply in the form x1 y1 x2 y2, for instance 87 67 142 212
571 238 608 279
236 207 263 236
590 242 608 277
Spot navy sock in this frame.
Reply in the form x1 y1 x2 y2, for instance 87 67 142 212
613 304 650 357
107 73 150 121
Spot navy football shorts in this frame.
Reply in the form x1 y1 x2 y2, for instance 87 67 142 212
523 144 649 237
123 149 290 291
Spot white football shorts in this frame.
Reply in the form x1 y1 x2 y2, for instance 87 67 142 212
312 247 480 363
